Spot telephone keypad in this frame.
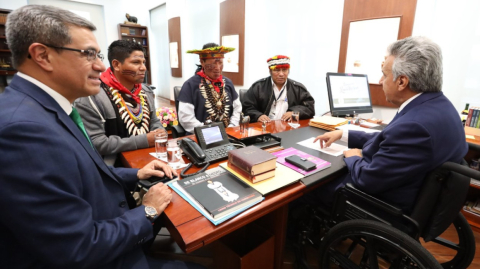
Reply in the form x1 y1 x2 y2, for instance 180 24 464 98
205 144 236 163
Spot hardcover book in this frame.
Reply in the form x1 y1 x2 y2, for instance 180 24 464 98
228 146 277 175
272 147 331 176
170 167 263 222
227 162 275 183
220 162 303 195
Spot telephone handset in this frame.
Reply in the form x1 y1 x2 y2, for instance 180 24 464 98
179 137 207 166
179 122 236 166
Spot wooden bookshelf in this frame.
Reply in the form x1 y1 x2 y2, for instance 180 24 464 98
463 126 480 231
117 24 151 85
0 9 16 90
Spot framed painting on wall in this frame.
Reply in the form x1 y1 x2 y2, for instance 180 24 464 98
345 17 401 84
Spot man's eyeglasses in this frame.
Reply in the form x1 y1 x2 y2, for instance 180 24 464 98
43 44 104 61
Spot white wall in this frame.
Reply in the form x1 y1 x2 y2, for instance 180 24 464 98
244 0 344 116
413 0 480 112
158 0 220 100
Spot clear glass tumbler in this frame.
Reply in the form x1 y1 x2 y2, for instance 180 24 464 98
167 139 182 168
291 111 300 128
154 130 168 160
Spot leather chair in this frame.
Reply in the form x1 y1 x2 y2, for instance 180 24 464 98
171 86 186 138
239 89 248 106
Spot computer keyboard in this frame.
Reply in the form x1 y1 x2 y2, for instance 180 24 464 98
204 144 236 163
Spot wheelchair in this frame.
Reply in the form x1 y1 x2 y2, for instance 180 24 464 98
290 158 479 269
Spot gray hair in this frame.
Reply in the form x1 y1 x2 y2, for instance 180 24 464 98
6 5 96 68
387 36 443 93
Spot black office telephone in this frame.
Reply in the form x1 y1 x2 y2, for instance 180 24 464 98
179 122 236 166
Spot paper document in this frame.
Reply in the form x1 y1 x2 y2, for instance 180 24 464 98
297 137 348 157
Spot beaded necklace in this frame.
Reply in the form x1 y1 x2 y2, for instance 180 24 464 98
108 87 151 136
199 77 230 127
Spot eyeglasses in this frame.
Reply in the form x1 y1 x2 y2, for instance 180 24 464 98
272 68 289 74
42 43 104 61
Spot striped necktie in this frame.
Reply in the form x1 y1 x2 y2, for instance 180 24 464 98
69 107 93 148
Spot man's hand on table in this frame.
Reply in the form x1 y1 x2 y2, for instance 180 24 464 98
313 130 343 148
258 114 271 123
281 111 292 122
143 182 172 214
137 160 177 180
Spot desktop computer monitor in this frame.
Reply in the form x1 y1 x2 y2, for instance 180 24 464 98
326 72 373 117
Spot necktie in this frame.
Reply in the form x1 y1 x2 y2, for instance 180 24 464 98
69 107 93 148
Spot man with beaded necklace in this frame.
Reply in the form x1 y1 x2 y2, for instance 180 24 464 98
178 43 241 133
75 40 163 166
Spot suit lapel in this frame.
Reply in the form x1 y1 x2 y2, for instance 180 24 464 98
10 76 120 182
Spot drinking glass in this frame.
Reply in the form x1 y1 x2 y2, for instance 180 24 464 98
155 130 168 160
167 139 182 168
290 111 300 128
240 114 250 134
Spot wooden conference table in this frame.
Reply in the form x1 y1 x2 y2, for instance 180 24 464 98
120 119 348 269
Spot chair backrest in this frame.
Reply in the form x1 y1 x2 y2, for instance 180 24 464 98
412 161 472 241
239 89 248 105
174 86 182 113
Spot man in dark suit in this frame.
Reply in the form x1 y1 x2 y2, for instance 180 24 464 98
0 5 199 269
313 36 468 213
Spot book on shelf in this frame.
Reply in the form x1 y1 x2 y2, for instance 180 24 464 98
464 200 480 215
228 146 277 175
141 29 146 36
272 147 331 176
129 28 136 35
220 162 303 195
227 162 275 183
169 167 263 225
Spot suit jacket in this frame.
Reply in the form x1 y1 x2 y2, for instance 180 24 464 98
242 77 315 122
343 92 468 213
0 76 153 269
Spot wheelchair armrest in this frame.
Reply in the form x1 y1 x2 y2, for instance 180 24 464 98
468 142 480 152
442 161 480 180
339 183 403 217
171 124 186 138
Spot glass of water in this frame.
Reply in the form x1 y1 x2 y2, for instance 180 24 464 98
167 139 182 168
290 111 300 128
155 130 168 160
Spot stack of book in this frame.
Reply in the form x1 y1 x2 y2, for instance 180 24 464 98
309 116 348 131
169 167 264 225
227 146 277 183
464 199 480 216
465 107 480 129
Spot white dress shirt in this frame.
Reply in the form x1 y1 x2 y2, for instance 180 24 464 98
17 72 73 115
268 78 289 120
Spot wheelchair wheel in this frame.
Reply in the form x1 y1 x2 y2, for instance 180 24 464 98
429 213 475 269
318 219 442 269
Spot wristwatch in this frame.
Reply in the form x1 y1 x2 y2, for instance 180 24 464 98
145 206 158 222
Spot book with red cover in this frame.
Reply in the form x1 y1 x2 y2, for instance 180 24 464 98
228 146 277 175
227 162 275 183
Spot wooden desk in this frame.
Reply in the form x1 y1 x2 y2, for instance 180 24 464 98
120 119 316 269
